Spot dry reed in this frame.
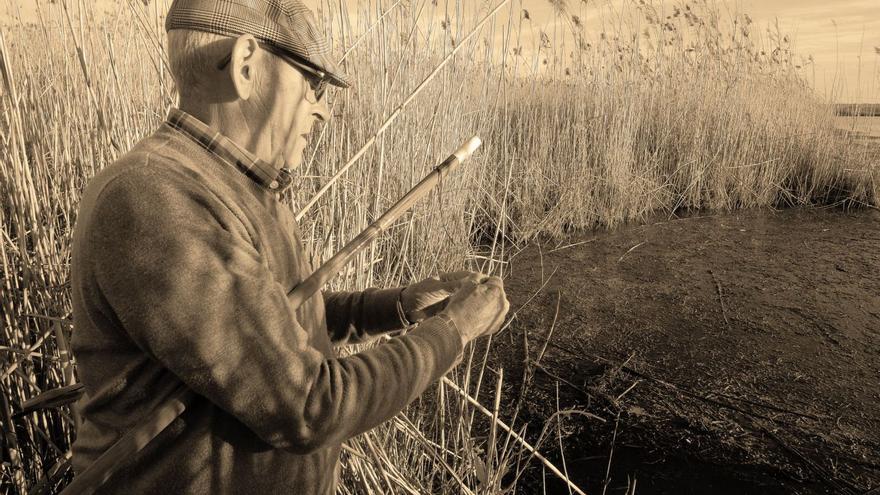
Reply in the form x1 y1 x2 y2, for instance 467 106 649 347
1 0 876 493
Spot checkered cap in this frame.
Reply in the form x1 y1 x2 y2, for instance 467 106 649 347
165 0 349 88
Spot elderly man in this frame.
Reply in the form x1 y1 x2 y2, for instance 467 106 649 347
69 0 509 493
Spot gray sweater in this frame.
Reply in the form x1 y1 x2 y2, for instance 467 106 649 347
70 118 463 493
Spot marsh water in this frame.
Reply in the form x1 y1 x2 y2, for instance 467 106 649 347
834 116 880 138
489 207 880 494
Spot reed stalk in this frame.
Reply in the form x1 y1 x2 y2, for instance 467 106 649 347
1 0 876 493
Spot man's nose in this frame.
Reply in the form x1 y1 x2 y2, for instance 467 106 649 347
312 97 331 122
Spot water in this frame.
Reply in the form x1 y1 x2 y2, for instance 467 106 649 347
833 115 880 138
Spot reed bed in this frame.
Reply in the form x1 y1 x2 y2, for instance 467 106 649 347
1 0 876 493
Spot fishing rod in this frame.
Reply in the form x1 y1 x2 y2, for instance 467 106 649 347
295 0 513 221
289 137 481 306
60 136 483 495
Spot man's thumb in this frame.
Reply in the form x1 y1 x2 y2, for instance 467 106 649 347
443 279 467 292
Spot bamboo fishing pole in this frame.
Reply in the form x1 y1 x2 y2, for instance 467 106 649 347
61 136 482 495
289 136 481 306
295 0 513 221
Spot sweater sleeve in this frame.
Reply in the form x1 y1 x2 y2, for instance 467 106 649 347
87 169 463 454
323 288 410 346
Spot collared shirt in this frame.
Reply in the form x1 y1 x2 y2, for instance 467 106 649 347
165 108 293 192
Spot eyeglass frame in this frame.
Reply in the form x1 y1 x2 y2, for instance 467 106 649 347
216 41 330 101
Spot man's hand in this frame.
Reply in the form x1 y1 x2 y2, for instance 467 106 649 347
399 271 488 324
440 276 510 347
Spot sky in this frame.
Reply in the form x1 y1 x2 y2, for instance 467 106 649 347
323 0 880 104
2 0 878 102
424 0 878 103
739 0 880 103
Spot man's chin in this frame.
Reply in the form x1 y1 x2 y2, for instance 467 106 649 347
275 153 302 171
284 157 303 170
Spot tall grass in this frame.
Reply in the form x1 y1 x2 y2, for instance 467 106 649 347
1 0 877 493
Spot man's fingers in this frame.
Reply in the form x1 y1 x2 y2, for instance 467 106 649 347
485 311 507 336
422 299 448 316
440 270 489 285
472 272 490 282
438 271 469 281
435 272 489 295
454 280 479 292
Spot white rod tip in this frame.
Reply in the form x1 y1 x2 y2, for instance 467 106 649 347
453 135 482 162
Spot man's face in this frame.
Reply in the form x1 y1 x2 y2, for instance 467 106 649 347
257 50 331 170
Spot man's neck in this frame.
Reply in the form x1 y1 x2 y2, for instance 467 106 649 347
178 100 278 168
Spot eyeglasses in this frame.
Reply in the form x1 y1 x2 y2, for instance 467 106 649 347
217 41 330 101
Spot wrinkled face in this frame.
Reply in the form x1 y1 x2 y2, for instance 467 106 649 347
252 48 331 170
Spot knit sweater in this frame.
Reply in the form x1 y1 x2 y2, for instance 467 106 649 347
69 115 464 494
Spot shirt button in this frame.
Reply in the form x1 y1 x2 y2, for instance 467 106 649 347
269 181 279 189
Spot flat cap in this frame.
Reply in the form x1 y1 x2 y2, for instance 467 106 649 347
165 0 349 88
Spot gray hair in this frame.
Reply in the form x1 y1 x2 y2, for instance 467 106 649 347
167 29 231 100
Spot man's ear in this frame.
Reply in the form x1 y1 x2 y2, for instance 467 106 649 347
229 34 259 101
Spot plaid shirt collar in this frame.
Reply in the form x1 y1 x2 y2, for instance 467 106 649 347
165 108 293 193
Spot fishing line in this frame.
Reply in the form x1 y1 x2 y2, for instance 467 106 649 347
296 0 513 220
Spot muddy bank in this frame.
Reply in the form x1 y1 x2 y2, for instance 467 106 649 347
486 208 880 494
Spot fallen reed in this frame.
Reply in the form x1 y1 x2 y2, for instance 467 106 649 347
1 0 876 493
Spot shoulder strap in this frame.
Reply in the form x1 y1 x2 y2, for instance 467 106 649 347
61 387 196 494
